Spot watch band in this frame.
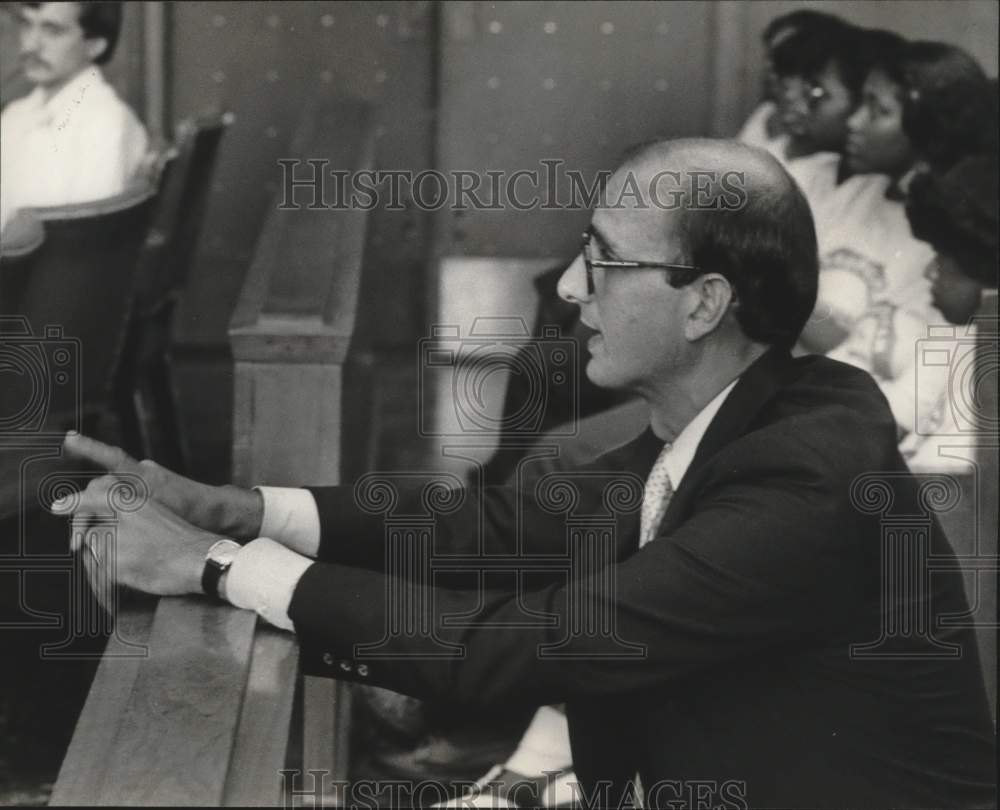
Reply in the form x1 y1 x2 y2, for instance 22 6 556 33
202 539 242 600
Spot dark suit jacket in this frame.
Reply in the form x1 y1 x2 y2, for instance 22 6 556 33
289 349 996 808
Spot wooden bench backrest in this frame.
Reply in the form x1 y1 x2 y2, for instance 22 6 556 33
134 111 233 314
0 186 156 432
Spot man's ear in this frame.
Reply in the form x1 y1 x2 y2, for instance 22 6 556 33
85 37 108 64
684 274 735 340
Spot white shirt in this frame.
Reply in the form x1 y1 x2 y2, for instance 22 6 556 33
656 379 738 491
737 101 790 164
790 153 946 455
227 380 740 631
1 66 149 230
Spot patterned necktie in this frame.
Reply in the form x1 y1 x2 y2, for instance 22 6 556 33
639 442 674 547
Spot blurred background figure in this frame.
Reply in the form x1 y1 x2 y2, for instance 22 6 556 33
0 1 149 232
906 154 998 326
900 153 998 466
847 40 996 180
794 38 994 462
738 10 865 164
738 9 847 158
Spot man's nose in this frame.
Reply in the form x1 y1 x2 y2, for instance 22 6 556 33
20 25 41 53
557 253 589 304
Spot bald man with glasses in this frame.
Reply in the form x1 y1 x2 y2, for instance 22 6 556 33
59 139 995 809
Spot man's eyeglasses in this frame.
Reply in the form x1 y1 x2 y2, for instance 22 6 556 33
581 227 701 295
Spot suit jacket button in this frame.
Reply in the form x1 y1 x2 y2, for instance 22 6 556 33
357 664 368 677
339 660 353 673
322 652 334 666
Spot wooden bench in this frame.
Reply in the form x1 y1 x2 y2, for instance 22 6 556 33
51 99 377 805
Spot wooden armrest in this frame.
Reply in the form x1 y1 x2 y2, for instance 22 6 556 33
51 597 298 805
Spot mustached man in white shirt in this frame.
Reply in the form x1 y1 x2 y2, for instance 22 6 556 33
0 1 149 232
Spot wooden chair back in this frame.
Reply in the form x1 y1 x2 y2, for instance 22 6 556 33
0 186 156 521
134 111 233 314
0 186 156 432
112 112 232 468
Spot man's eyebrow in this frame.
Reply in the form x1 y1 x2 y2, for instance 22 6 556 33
589 223 623 259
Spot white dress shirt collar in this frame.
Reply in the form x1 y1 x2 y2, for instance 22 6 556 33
22 66 107 125
659 378 739 490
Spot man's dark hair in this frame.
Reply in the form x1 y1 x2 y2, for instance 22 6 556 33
772 23 896 105
676 166 819 349
24 1 123 64
875 40 992 172
906 156 998 288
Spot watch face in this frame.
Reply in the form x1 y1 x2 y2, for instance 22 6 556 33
203 540 240 599
208 540 241 567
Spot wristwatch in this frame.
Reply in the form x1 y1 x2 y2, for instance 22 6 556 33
202 539 242 600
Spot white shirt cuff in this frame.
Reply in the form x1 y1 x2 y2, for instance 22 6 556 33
225 538 313 632
505 705 573 775
255 486 321 557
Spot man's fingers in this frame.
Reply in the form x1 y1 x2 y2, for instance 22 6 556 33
61 475 119 550
63 432 137 472
71 512 98 552
82 548 112 615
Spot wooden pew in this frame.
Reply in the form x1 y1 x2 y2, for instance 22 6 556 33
51 99 377 805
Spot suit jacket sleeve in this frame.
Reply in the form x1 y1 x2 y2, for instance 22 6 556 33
304 439 641 569
290 423 879 709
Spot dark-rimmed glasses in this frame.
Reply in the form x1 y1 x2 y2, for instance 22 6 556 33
581 227 701 295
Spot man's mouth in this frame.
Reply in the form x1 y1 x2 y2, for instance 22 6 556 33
581 324 603 352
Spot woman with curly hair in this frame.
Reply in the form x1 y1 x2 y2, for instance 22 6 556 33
899 154 998 467
906 155 998 325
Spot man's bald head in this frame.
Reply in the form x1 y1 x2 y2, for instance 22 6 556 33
607 138 819 348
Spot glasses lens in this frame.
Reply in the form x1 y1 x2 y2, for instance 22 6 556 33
581 230 594 293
